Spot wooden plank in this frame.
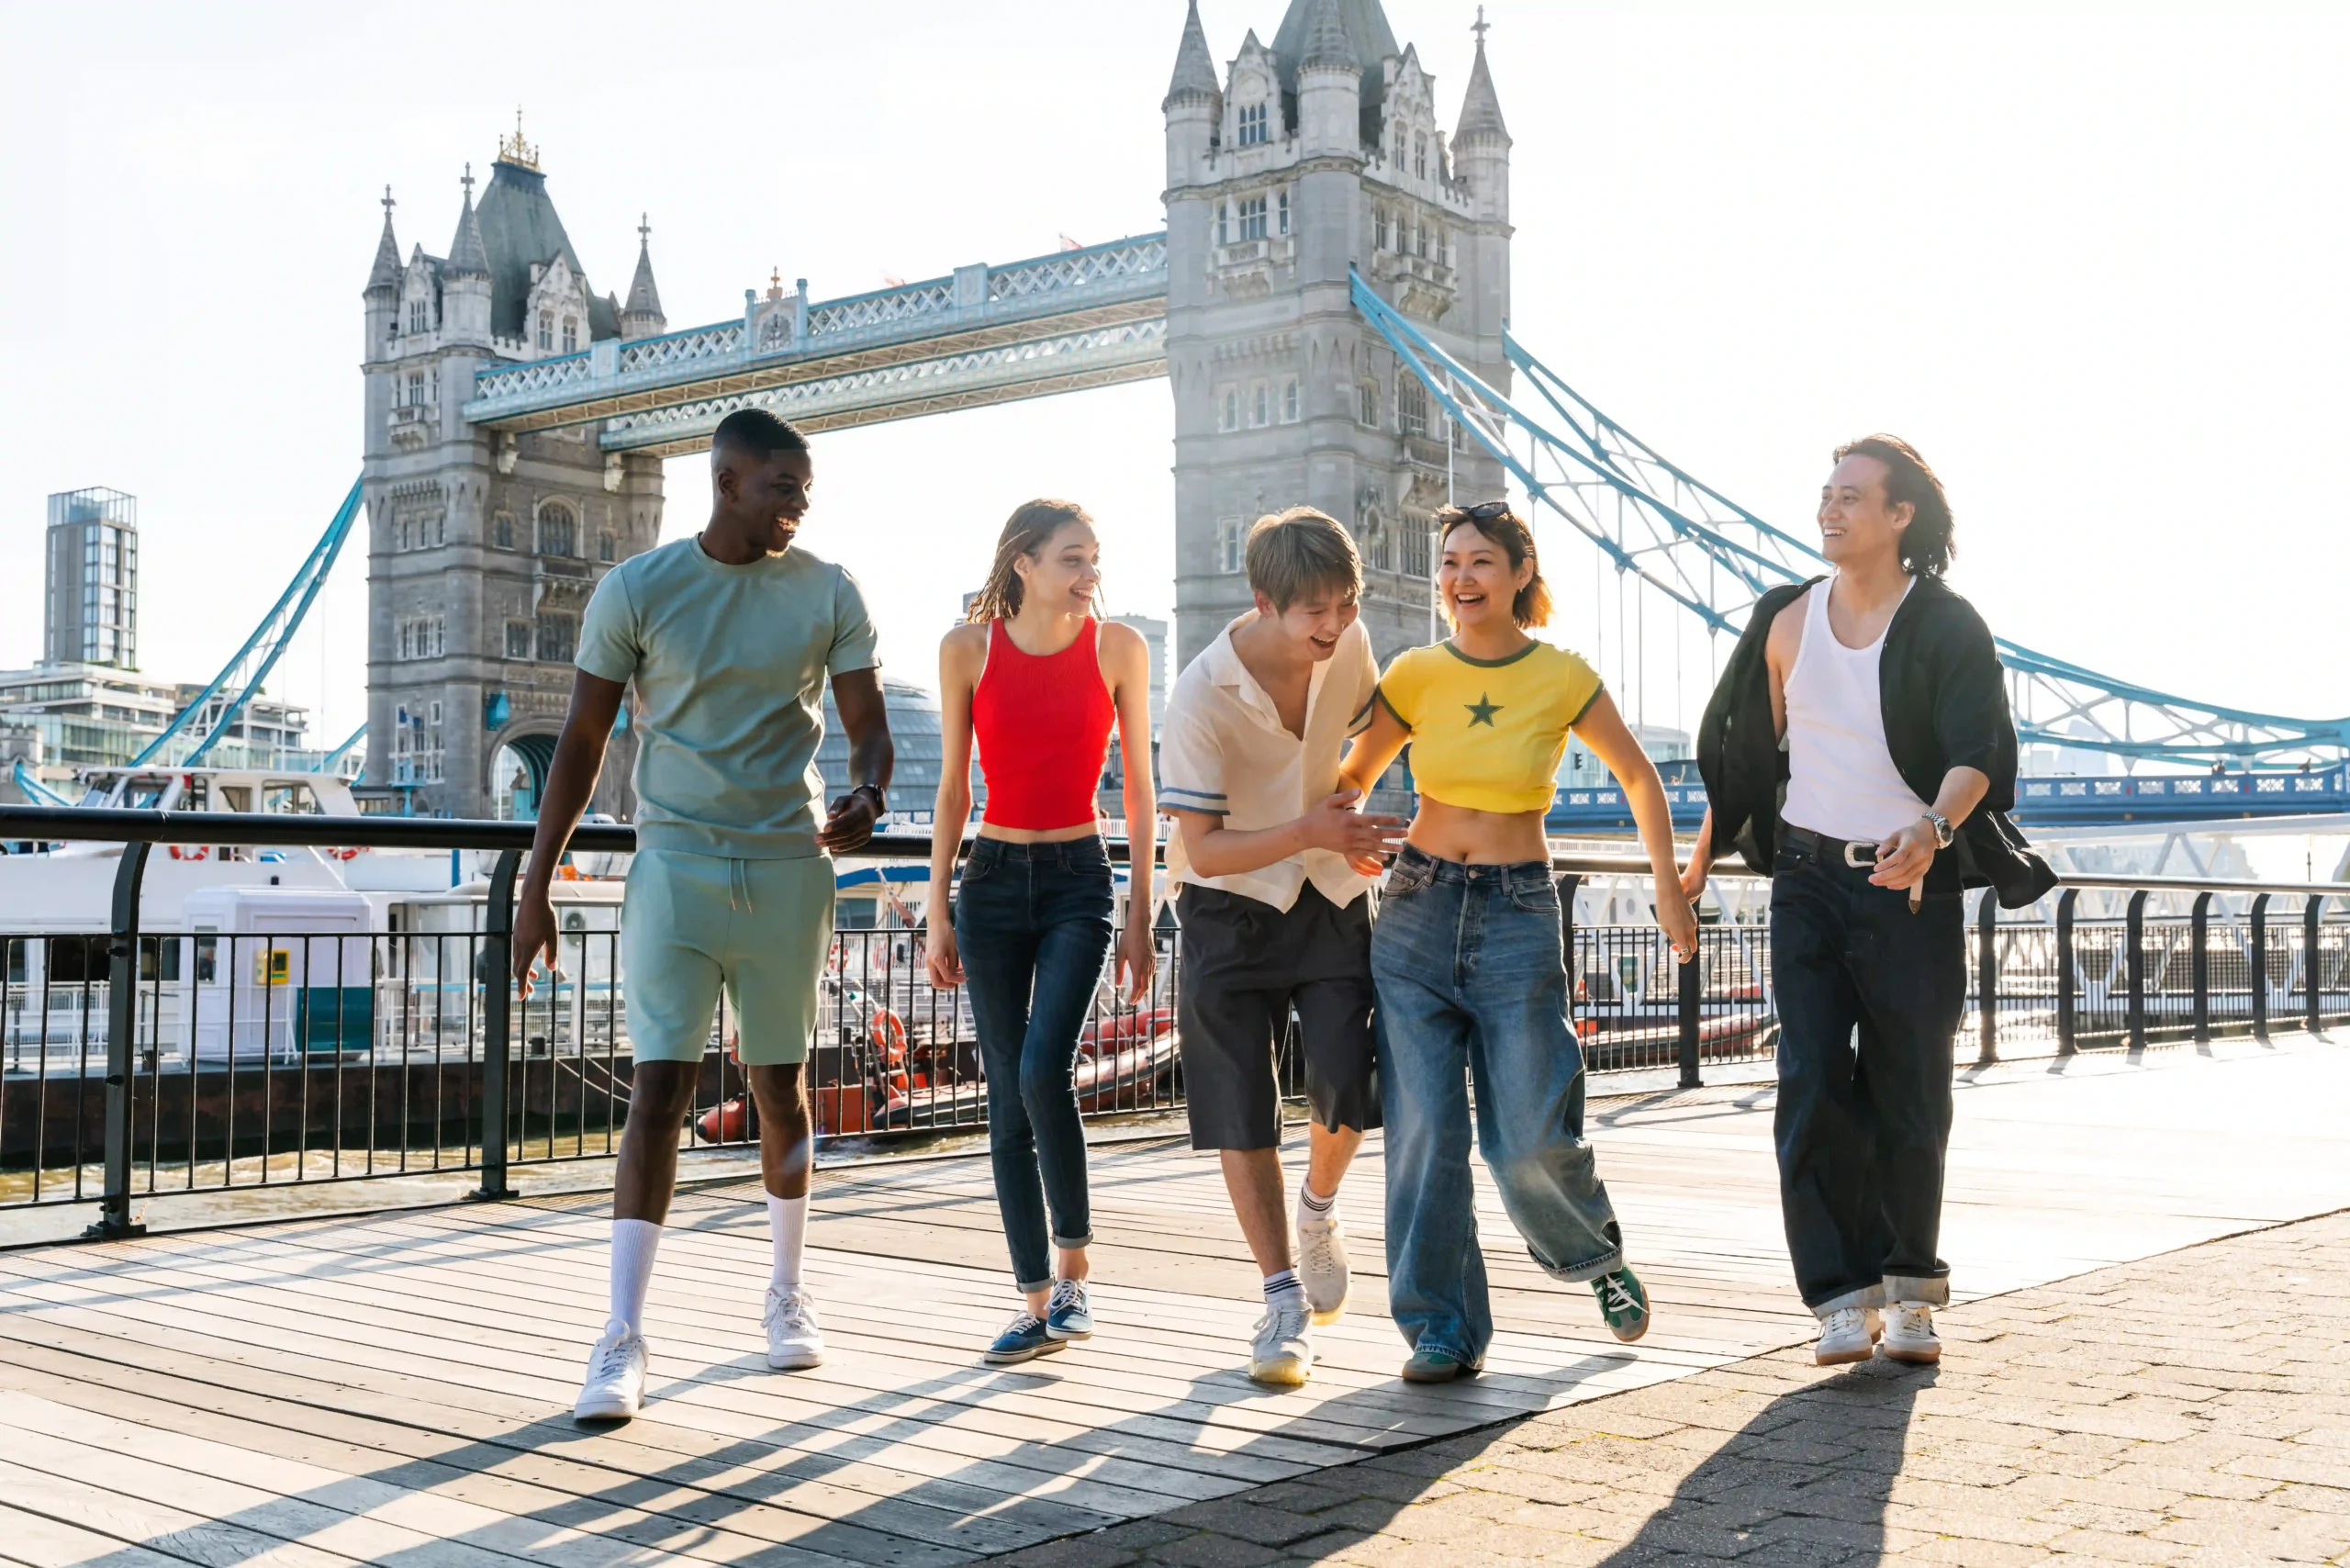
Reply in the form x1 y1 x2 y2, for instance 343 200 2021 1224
0 1351 1011 1567
0 1312 1120 1545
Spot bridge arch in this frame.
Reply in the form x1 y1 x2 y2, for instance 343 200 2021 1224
488 727 561 821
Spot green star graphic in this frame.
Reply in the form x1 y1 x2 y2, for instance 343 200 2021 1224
1465 692 1502 727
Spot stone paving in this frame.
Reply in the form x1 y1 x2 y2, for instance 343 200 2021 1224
990 1210 2350 1567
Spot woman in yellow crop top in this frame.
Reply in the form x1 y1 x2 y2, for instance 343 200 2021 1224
1337 503 1695 1382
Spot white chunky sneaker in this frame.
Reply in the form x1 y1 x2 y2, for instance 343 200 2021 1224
1881 1301 1941 1365
574 1318 649 1420
764 1286 825 1370
1295 1204 1351 1326
1248 1303 1314 1387
1813 1305 1883 1367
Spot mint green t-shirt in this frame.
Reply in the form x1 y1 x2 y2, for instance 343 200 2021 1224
576 536 878 859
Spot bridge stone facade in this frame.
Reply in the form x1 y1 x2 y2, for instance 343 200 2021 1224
1164 0 1511 672
360 123 665 819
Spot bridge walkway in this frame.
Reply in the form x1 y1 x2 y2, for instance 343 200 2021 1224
0 1035 2339 1565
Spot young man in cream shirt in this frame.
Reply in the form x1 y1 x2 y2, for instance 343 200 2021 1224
1158 508 1404 1385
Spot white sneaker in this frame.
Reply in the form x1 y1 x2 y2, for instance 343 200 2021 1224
1813 1305 1883 1367
764 1285 824 1370
1248 1302 1314 1387
1882 1301 1941 1365
575 1318 648 1420
1295 1198 1350 1326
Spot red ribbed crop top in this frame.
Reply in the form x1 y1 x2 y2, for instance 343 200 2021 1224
970 617 1117 830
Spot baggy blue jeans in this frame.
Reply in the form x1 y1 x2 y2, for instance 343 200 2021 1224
953 837 1114 1292
1371 846 1625 1364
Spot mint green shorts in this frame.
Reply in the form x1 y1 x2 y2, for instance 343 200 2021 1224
621 848 835 1066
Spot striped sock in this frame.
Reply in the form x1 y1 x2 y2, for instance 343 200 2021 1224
1263 1269 1306 1313
1297 1182 1336 1222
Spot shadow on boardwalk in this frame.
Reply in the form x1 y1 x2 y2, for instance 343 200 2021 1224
1030 1356 1937 1565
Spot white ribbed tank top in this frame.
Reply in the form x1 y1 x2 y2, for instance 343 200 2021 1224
1780 577 1930 844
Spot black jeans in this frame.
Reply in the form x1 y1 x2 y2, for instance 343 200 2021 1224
1770 838 1965 1313
953 837 1114 1292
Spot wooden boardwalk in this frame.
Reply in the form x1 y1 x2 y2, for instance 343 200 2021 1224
0 1034 2342 1567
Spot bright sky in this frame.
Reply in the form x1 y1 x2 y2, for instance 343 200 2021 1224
3 1 2344 751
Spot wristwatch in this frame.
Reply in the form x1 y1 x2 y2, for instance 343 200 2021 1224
852 782 889 814
1923 810 1955 849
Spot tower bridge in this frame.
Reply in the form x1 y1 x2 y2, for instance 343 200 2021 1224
67 0 2335 832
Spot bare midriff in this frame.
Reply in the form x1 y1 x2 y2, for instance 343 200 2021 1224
1405 796 1552 866
977 819 1104 845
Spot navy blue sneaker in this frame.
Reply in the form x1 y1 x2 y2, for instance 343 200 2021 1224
984 1311 1063 1366
1045 1279 1093 1341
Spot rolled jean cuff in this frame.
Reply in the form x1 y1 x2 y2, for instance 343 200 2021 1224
1016 1275 1054 1295
1811 1282 1886 1316
1051 1230 1093 1251
1534 1243 1624 1286
1883 1273 1949 1307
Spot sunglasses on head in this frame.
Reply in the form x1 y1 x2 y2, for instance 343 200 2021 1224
1453 500 1512 521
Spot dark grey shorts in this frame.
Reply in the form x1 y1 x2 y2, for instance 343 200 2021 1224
1176 881 1379 1150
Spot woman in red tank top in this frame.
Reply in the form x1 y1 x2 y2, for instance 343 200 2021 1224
926 499 1157 1364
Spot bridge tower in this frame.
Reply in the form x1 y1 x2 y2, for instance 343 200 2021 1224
359 122 666 819
1162 0 1511 672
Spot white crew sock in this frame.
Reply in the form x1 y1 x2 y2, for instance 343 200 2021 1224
767 1191 809 1294
1297 1181 1337 1224
1263 1268 1307 1313
609 1218 663 1333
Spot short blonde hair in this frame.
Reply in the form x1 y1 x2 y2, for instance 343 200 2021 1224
1245 507 1361 611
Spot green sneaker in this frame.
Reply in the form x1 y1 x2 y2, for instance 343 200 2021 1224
1593 1267 1651 1343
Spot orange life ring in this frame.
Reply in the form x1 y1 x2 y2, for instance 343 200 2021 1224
330 846 362 862
168 844 209 861
869 1008 908 1064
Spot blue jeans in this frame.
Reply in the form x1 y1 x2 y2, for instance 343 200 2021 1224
1771 840 1964 1313
1372 846 1625 1364
953 837 1113 1292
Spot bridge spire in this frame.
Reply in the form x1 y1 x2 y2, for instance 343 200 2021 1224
364 185 402 294
445 162 490 278
621 213 666 340
1164 0 1221 109
1301 0 1354 71
1455 6 1510 145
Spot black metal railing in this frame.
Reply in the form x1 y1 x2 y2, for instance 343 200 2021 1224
1 805 2342 1240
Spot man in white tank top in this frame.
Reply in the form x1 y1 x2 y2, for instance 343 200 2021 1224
1684 436 2040 1372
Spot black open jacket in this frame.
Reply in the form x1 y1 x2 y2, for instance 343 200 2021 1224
1695 575 2057 909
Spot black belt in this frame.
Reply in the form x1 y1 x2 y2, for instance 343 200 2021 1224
1781 823 1885 868
1781 823 1926 911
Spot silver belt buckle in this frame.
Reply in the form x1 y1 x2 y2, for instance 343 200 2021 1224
1842 840 1877 868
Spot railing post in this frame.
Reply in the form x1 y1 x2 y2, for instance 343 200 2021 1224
475 848 521 1201
2055 888 2079 1055
1676 931 1702 1090
85 840 153 1240
2190 890 2212 1044
2308 893 2328 1038
2125 890 2148 1050
1975 890 1998 1067
2249 892 2270 1042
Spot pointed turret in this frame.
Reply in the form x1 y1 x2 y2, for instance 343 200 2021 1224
621 215 666 341
366 186 402 294
1454 8 1510 147
1164 0 1221 109
440 163 495 344
1296 0 1361 158
445 164 491 277
1301 0 1353 72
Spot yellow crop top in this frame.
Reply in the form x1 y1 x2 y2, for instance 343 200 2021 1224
1376 639 1605 814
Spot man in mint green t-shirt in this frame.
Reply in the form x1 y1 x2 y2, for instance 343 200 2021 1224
512 409 895 1422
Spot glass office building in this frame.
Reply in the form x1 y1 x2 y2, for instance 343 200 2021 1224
45 487 139 669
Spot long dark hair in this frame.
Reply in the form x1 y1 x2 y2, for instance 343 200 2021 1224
1437 503 1553 629
966 498 1093 622
1834 434 1954 577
